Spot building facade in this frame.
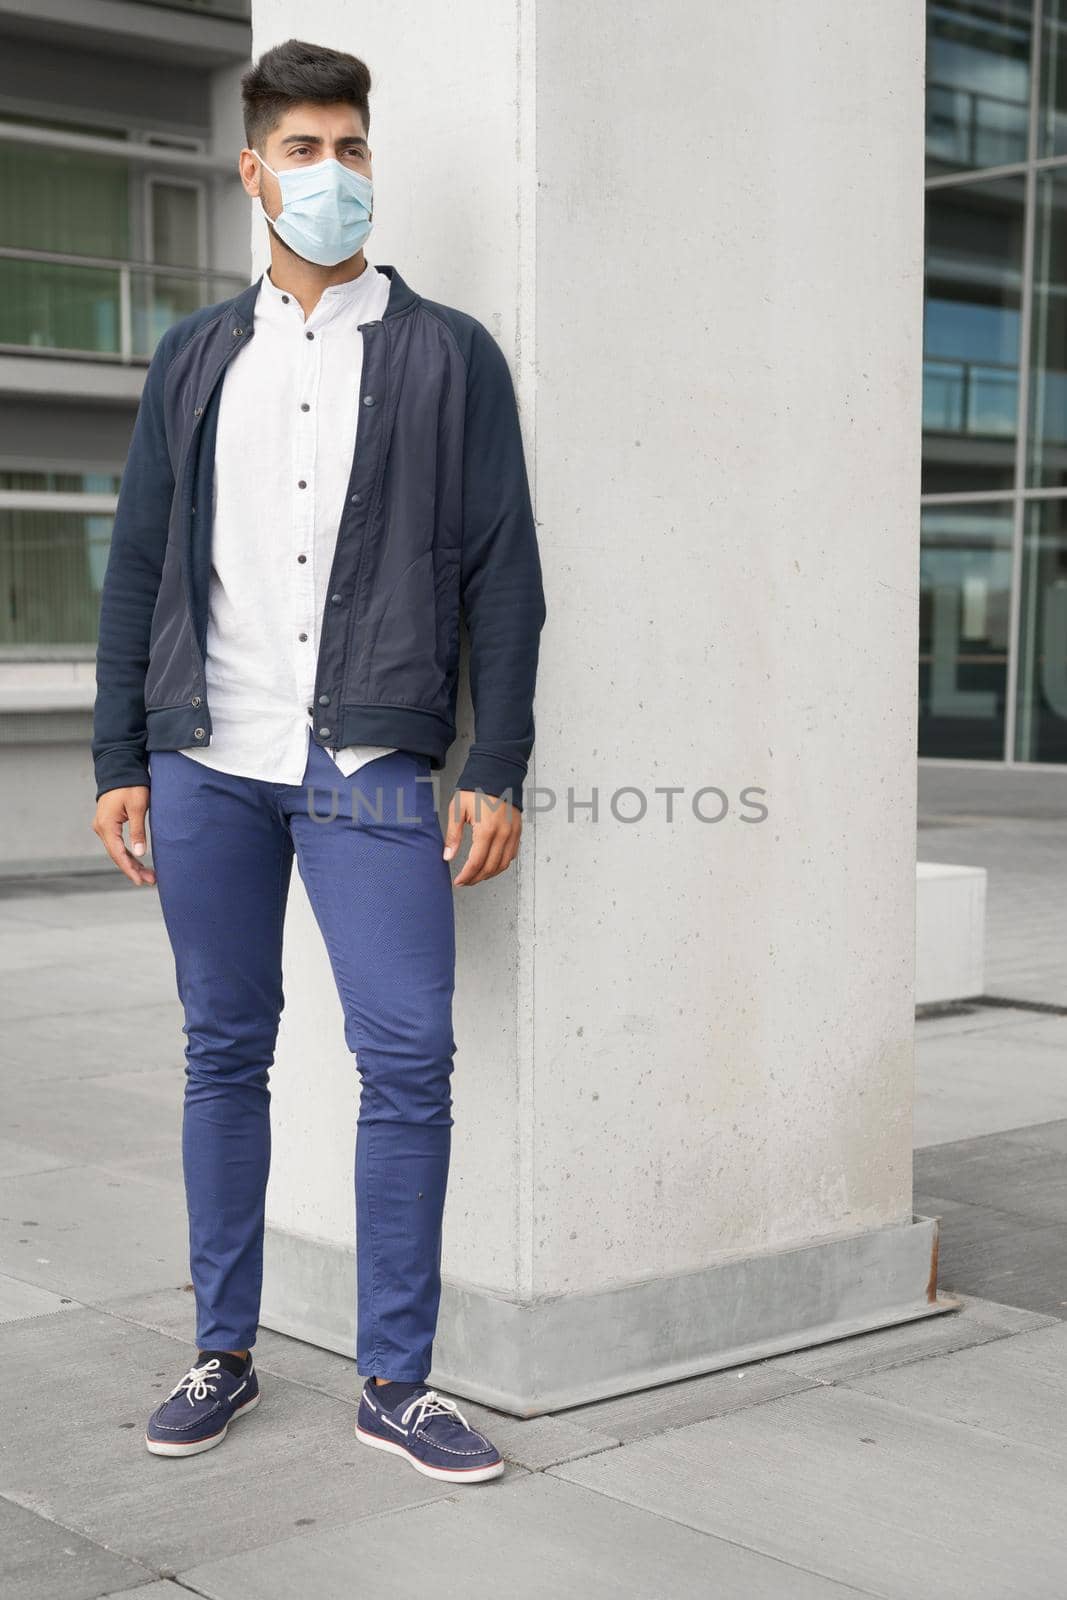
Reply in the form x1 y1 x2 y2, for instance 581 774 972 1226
924 0 1067 767
3 1 1061 874
0 0 251 870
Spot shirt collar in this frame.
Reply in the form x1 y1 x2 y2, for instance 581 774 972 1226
259 261 383 331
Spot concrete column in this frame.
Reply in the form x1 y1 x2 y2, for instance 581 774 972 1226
256 0 949 1415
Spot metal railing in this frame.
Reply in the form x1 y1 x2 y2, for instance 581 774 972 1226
0 245 249 364
122 0 250 18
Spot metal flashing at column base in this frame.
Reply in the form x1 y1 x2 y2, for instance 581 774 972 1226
261 1213 955 1417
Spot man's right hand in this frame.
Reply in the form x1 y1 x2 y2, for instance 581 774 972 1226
92 786 156 886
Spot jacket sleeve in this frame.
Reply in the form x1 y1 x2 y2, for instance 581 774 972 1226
455 319 547 810
91 328 177 799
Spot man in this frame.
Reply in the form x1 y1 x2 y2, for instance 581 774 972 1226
91 37 545 1484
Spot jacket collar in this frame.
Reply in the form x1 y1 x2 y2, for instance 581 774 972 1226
224 261 419 340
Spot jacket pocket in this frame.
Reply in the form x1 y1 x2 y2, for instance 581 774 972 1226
363 549 442 707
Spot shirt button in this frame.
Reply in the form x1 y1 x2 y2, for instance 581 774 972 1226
306 331 315 340
301 402 310 412
318 694 330 705
297 554 307 563
298 479 307 489
282 294 290 303
363 395 375 406
318 726 331 738
298 632 308 642
330 593 342 604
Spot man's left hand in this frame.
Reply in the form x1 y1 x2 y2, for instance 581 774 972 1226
444 789 522 886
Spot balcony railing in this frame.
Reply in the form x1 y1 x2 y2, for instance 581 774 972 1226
123 0 250 18
0 245 249 364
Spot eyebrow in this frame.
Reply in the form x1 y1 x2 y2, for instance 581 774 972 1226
281 134 368 149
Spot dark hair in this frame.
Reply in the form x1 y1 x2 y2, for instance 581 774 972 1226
241 38 372 150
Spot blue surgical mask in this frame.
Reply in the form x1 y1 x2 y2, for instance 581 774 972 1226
254 149 374 267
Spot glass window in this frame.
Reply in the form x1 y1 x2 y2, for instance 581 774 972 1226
923 175 1025 494
1026 167 1067 487
926 1 1033 177
919 503 1013 758
0 473 119 648
1015 497 1067 758
1038 0 1067 155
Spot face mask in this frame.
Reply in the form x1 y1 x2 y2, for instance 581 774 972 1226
254 149 374 267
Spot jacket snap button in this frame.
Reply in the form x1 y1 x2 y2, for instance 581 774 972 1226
363 395 375 406
330 593 342 604
318 694 330 705
193 727 206 739
318 726 331 738
193 405 203 417
233 327 243 337
191 695 201 707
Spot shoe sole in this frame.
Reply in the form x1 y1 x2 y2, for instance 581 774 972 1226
145 1388 261 1457
355 1423 505 1482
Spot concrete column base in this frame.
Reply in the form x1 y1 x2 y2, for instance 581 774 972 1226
261 1214 956 1417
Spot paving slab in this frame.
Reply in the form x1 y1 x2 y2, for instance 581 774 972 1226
181 1466 869 1600
0 1138 72 1181
0 1309 463 1572
0 881 162 931
916 1120 1067 1224
95 1587 189 1600
557 1360 817 1443
0 1000 184 1084
2 1070 180 1172
551 1385 1067 1599
918 1196 1067 1318
844 1321 1067 1458
0 1272 79 1325
915 1015 1067 1147
0 962 177 1025
0 1166 188 1302
765 1294 1055 1381
913 1004 1048 1040
0 1494 150 1600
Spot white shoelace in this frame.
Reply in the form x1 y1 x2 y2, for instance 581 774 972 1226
167 1358 221 1407
400 1388 471 1433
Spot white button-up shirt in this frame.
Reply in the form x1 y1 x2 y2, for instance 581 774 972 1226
182 261 397 784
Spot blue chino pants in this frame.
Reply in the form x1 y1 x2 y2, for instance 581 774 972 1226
146 740 456 1382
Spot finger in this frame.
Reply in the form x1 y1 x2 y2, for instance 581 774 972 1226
453 825 493 887
442 795 465 861
127 797 150 860
99 820 150 886
478 830 511 882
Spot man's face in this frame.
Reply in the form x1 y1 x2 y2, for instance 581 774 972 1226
244 102 372 226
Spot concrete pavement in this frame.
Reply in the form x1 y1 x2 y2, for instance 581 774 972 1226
0 765 1065 1598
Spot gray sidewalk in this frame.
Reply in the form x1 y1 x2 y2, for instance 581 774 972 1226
1 769 1065 1598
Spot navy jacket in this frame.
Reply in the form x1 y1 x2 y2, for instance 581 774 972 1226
91 264 546 807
